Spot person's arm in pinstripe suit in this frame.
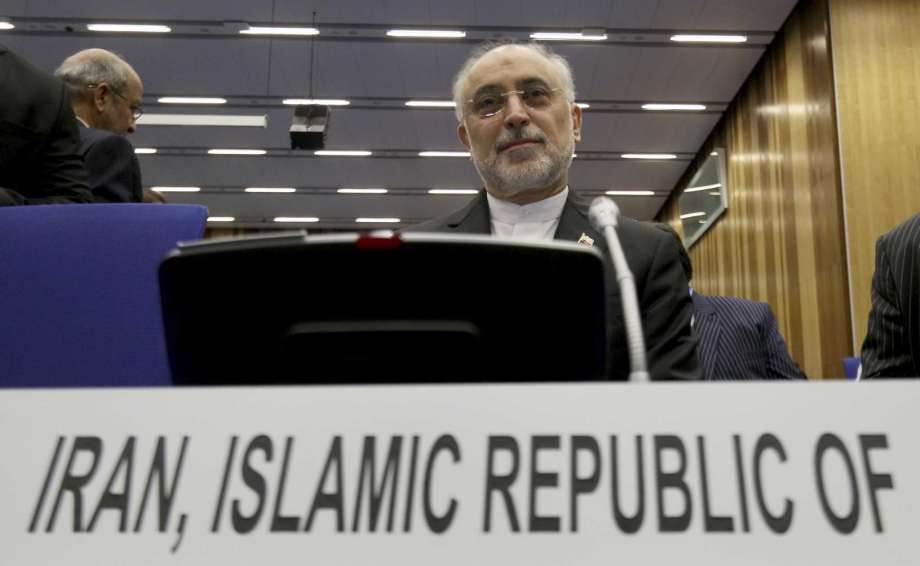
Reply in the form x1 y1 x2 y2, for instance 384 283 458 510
758 302 808 379
861 227 917 377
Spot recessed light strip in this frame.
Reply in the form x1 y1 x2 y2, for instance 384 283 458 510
670 34 747 43
208 217 235 222
338 188 387 194
134 148 157 154
405 101 456 108
680 211 707 219
606 190 656 196
274 217 320 223
386 29 465 38
282 99 350 106
244 187 296 193
429 189 479 195
87 23 171 33
151 186 200 193
158 97 228 104
208 149 267 156
314 150 372 157
356 217 401 223
241 26 319 36
621 153 678 160
137 114 267 127
0 22 14 31
530 32 607 41
641 103 707 111
419 151 470 157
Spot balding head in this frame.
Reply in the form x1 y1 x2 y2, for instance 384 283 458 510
55 48 143 134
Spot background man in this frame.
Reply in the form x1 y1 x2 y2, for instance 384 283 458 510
0 44 91 205
55 48 144 203
860 212 920 377
653 223 806 380
411 42 700 381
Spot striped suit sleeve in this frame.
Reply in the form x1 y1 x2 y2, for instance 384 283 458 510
861 233 914 377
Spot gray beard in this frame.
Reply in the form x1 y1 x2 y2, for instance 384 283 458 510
472 138 574 200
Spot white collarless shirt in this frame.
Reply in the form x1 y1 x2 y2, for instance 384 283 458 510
486 187 568 241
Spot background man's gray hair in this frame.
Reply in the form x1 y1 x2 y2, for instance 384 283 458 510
54 49 133 102
451 41 576 122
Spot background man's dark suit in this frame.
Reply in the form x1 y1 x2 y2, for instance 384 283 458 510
78 123 143 202
861 212 920 377
692 293 806 380
0 45 91 205
410 190 701 381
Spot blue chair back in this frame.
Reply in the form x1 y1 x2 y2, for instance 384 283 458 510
0 204 207 387
843 356 862 380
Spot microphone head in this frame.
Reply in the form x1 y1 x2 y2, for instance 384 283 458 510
589 196 620 231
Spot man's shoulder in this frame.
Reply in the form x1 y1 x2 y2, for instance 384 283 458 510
701 294 772 320
880 212 920 255
405 190 487 233
81 127 134 155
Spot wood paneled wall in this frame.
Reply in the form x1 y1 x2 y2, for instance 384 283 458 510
828 0 920 351
658 0 851 379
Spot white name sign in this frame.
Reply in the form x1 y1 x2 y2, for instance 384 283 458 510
1 381 917 565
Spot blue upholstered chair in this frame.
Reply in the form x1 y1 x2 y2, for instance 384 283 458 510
0 204 207 387
843 356 862 380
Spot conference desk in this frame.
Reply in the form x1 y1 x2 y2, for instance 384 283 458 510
1 381 915 565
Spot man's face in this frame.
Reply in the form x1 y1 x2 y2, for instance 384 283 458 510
458 46 582 203
96 73 143 135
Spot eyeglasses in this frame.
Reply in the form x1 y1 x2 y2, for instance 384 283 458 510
466 85 562 119
86 83 144 121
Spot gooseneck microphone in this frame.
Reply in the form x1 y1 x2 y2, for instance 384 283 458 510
588 197 650 383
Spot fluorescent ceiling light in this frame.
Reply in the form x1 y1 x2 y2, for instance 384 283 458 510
670 34 747 43
642 103 707 111
709 192 722 196
405 100 456 108
274 217 319 223
684 182 722 193
314 150 372 156
282 98 350 106
530 32 607 41
356 217 401 223
241 26 319 36
338 188 388 194
134 148 157 154
428 189 479 195
621 153 678 160
158 97 228 104
151 186 200 193
386 29 465 38
245 187 295 193
208 217 235 222
606 190 656 196
710 151 719 156
0 22 14 30
576 103 590 109
87 23 171 33
680 211 707 219
137 114 267 127
208 149 266 156
419 151 470 157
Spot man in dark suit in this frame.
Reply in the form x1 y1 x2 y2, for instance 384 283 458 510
0 44 91 205
54 49 144 203
860 213 920 378
652 223 806 380
410 42 700 381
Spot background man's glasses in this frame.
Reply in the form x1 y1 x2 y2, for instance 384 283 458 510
467 86 562 119
86 83 144 120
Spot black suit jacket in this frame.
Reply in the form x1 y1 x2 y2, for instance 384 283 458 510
860 213 920 378
78 124 143 203
410 190 701 381
692 293 806 380
0 44 91 205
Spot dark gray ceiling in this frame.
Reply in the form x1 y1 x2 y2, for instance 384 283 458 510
1 0 799 229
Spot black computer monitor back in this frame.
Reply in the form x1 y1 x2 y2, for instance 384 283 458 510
159 232 608 385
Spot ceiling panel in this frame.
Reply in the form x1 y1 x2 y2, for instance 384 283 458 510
1 0 800 228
